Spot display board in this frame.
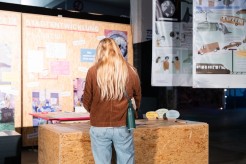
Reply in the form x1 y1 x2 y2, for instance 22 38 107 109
0 10 21 132
151 0 193 86
193 0 246 88
22 13 133 146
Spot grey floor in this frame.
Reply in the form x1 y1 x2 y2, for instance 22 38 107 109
21 107 246 164
21 148 38 164
180 107 246 164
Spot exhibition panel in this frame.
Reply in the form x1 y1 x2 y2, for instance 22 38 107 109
21 13 133 146
0 10 21 132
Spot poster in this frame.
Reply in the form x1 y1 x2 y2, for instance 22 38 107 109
32 91 60 126
152 0 193 86
193 0 246 88
73 78 87 113
105 30 128 60
0 11 21 131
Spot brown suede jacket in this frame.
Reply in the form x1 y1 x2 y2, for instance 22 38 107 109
82 64 141 127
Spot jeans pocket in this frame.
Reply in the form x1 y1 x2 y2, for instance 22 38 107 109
90 126 107 138
117 127 131 139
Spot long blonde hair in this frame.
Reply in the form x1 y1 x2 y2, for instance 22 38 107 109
95 38 128 100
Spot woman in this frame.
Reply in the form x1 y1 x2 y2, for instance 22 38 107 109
82 38 141 164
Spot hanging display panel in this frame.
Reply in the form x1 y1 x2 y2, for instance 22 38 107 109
22 13 133 146
152 0 193 86
0 10 21 132
193 0 246 88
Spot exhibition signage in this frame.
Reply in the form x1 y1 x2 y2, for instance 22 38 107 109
0 10 21 132
152 0 246 88
151 0 193 86
193 0 246 88
21 13 133 146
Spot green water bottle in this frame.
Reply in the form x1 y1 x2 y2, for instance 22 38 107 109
126 100 136 130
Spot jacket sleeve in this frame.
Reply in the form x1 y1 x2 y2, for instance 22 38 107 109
82 69 93 112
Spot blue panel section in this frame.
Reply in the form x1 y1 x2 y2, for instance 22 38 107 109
80 49 96 62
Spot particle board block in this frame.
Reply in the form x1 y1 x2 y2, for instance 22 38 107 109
38 120 208 164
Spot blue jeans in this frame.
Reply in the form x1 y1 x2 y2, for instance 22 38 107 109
90 126 135 164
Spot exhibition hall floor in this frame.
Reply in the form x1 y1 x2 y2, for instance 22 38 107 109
180 107 246 164
21 107 246 164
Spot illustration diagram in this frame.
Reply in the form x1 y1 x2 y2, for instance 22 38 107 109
198 42 220 54
196 63 230 74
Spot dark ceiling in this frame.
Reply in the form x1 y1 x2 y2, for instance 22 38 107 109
87 0 130 9
0 0 130 10
0 0 130 17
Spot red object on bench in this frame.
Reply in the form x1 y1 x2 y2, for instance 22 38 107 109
29 112 90 122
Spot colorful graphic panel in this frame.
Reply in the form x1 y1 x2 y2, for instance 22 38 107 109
0 10 21 131
193 0 246 88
